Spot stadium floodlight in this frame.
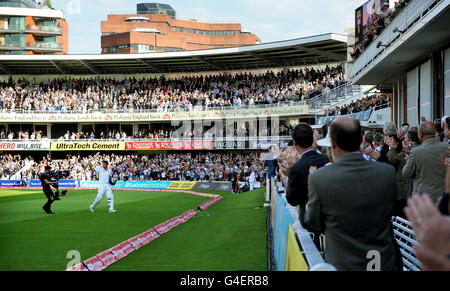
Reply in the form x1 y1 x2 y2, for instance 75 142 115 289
393 27 406 34
376 41 388 49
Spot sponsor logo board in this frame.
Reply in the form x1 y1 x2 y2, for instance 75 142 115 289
51 142 125 151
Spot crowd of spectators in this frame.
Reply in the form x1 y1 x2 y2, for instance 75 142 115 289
0 129 46 140
1 123 295 141
20 152 266 183
324 94 391 117
272 114 450 271
0 154 27 179
0 66 345 113
352 0 412 59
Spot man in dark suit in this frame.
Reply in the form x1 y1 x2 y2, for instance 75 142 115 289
285 123 329 227
304 117 399 271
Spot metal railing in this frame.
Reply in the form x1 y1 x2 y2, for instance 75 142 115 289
0 43 24 50
26 24 63 34
305 82 358 110
391 216 421 271
352 0 443 79
270 177 334 270
26 41 63 51
1 136 292 143
0 100 308 115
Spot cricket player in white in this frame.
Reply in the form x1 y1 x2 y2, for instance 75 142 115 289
86 153 116 213
249 169 256 191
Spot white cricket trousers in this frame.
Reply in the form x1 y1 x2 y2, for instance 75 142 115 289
90 184 114 211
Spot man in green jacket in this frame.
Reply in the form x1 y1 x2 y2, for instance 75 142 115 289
402 121 449 204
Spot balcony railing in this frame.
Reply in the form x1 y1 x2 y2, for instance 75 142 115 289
0 100 309 115
1 136 293 143
0 43 25 50
26 41 63 51
305 82 358 110
26 25 63 34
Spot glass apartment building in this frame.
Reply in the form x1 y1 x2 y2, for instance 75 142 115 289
0 0 68 54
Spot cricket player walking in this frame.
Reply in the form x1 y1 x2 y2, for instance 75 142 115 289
86 153 117 213
249 169 256 191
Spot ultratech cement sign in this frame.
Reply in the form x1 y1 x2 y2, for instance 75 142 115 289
51 142 125 151
0 141 50 151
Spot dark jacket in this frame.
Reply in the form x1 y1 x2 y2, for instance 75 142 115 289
305 152 399 271
286 150 329 224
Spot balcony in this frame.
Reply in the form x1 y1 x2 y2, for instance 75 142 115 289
351 0 448 85
26 41 63 52
26 24 63 36
0 43 25 51
0 27 22 34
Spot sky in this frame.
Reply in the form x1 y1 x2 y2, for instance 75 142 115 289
50 0 364 54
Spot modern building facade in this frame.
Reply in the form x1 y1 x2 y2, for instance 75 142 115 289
0 0 68 55
137 3 176 19
101 3 261 54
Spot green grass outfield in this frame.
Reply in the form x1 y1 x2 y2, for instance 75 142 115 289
0 188 268 271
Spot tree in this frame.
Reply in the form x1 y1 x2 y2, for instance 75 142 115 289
43 0 53 9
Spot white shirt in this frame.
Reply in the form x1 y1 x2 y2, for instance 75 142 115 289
96 167 112 185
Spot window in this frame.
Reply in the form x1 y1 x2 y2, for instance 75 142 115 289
5 33 25 47
8 16 25 30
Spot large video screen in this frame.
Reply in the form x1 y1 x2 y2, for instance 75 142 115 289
355 0 390 45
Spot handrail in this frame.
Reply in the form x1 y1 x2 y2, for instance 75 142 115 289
0 136 293 143
270 177 333 270
305 82 359 110
391 216 421 271
0 100 308 115
322 102 391 118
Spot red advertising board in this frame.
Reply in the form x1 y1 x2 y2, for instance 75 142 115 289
97 249 117 267
111 241 135 260
178 210 196 223
154 221 171 235
167 217 182 229
126 141 213 150
83 256 106 271
128 235 143 250
137 228 159 246
198 196 223 211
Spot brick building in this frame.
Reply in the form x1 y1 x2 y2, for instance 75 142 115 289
101 3 261 54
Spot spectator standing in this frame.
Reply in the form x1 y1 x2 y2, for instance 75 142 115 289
386 132 407 218
304 117 400 271
402 121 449 204
285 123 329 230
